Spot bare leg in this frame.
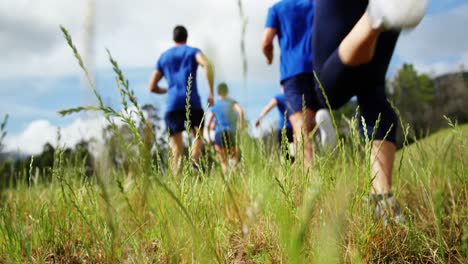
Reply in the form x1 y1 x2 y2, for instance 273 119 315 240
370 140 396 194
289 109 315 163
335 11 397 194
191 128 204 162
230 147 240 168
169 133 184 175
338 12 382 66
214 145 228 174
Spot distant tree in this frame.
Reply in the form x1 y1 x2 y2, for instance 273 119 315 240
432 69 468 128
141 104 167 150
35 143 56 171
103 123 134 171
390 64 434 145
72 139 95 177
0 139 97 189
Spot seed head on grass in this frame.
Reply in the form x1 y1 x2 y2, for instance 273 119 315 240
184 73 193 134
0 114 8 151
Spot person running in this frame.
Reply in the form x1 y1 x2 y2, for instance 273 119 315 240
255 86 294 148
148 25 214 174
256 86 337 152
262 0 334 164
207 83 244 174
312 0 427 222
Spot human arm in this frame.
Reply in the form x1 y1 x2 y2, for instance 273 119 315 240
255 98 278 127
206 112 215 144
148 70 167 94
195 52 214 106
262 28 277 65
233 103 245 130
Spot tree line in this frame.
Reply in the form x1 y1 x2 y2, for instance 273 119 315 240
390 64 468 146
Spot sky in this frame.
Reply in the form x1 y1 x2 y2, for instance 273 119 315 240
1 0 467 154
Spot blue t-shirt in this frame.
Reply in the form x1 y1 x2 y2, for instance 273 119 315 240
265 0 315 82
156 45 202 112
274 93 292 129
210 98 238 133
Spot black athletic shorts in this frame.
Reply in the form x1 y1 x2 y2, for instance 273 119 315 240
164 109 204 136
282 73 321 115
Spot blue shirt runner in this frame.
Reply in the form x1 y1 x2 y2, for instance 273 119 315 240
210 98 239 134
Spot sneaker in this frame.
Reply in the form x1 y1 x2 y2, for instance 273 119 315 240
191 161 202 174
371 193 405 225
367 0 428 30
315 109 337 150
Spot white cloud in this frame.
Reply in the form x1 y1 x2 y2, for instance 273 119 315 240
0 0 279 83
3 105 155 155
4 116 106 155
396 3 468 75
2 0 467 80
0 0 84 78
94 0 280 83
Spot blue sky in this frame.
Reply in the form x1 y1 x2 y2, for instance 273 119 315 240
1 0 467 154
427 0 467 13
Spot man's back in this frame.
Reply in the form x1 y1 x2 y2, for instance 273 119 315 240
265 0 315 81
157 44 201 111
211 98 238 132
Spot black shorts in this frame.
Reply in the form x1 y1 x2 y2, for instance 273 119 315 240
164 109 204 136
282 73 321 115
214 130 236 149
277 127 294 145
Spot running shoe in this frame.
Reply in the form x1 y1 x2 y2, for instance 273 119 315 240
367 0 428 30
315 109 337 150
372 193 406 226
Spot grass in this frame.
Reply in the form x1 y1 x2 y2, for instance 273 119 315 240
0 124 466 263
0 27 466 263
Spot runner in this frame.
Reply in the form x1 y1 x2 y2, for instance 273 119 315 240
255 86 293 148
255 86 337 152
312 0 427 223
262 0 334 163
207 83 244 173
148 25 214 174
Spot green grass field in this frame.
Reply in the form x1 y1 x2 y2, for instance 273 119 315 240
0 121 466 263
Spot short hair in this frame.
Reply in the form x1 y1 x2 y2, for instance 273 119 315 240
217 82 229 96
173 25 188 43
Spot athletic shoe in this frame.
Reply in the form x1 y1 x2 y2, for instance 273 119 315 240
367 0 428 30
371 193 406 225
191 161 203 174
315 109 337 150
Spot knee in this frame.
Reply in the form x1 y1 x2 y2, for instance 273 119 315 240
338 44 375 67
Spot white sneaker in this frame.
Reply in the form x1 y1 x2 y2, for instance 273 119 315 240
367 0 428 30
315 109 337 150
372 194 406 226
